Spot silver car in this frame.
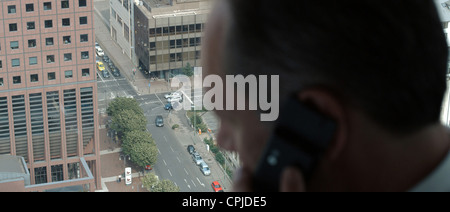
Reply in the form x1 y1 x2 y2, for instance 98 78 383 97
192 152 203 165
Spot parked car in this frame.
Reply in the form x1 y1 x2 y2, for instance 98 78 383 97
200 162 211 176
211 181 224 192
111 68 120 77
102 70 110 78
187 145 195 155
103 55 110 63
96 61 105 72
155 115 164 127
165 92 181 99
96 47 104 56
192 152 203 165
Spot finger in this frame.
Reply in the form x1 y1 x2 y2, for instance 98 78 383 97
280 166 306 192
232 167 253 192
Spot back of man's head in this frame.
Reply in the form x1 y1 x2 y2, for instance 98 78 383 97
224 0 448 134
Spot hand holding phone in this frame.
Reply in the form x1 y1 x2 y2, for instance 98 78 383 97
253 96 336 192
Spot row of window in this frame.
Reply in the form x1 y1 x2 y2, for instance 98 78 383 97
148 37 202 51
149 50 201 65
0 68 91 86
0 51 90 69
1 34 90 52
8 17 88 32
148 24 204 37
6 0 88 14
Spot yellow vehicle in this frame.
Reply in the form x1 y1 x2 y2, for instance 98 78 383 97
96 61 105 72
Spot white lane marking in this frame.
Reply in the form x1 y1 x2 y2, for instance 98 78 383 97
184 168 189 175
163 159 167 166
197 177 205 187
168 169 173 177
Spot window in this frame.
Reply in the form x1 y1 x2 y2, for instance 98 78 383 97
43 2 52 10
27 22 35 30
61 0 69 9
81 51 89 59
64 53 72 61
65 70 73 78
13 76 21 84
80 34 88 42
82 68 89 77
9 23 18 32
11 59 20 67
30 74 38 82
46 37 54 46
10 41 19 49
29 57 37 65
62 18 70 27
7 5 16 14
48 72 56 80
28 39 36 48
79 0 87 7
44 20 53 28
63 36 71 44
26 4 34 12
0 61 2 68
80 16 87 25
47 55 55 63
0 78 3 86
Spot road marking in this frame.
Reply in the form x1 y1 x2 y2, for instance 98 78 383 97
191 179 197 187
197 177 205 187
170 146 174 152
177 156 181 163
168 169 173 177
157 147 161 155
163 136 168 143
163 159 167 166
184 179 191 190
154 93 164 105
184 168 189 175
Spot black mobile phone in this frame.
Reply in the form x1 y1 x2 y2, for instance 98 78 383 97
253 96 336 192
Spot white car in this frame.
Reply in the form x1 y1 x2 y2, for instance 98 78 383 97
164 92 181 99
96 48 104 56
168 95 182 103
192 152 204 165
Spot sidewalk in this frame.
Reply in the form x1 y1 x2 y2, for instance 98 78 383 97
94 8 174 96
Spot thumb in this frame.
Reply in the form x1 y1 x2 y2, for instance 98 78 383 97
280 166 306 192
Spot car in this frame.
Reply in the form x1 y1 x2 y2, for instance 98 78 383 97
102 70 110 78
155 115 164 127
164 92 181 99
103 55 110 63
111 68 121 77
200 165 211 176
211 181 224 192
187 145 195 155
168 95 183 103
95 42 100 49
96 47 104 56
192 152 204 165
96 62 105 72
164 102 173 110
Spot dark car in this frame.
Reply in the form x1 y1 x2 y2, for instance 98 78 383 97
111 68 121 77
155 115 164 127
187 145 195 155
102 70 110 78
164 102 173 110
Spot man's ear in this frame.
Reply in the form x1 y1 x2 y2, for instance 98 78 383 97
297 88 348 160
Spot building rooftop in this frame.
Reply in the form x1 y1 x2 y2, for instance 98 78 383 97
435 0 450 22
137 0 210 19
0 155 28 174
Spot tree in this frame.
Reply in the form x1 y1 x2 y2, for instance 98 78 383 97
182 62 193 77
127 141 158 168
143 173 180 192
111 109 147 135
152 179 180 192
122 130 154 155
107 97 143 117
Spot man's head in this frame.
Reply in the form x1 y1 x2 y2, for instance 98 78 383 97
203 0 448 191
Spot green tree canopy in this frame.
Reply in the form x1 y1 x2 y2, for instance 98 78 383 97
142 173 179 192
107 97 143 117
122 130 155 156
127 141 158 168
111 109 147 135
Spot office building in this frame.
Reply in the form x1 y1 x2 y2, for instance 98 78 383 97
0 0 101 191
115 0 210 79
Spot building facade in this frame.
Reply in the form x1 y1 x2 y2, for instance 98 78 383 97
133 0 210 79
0 0 100 191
